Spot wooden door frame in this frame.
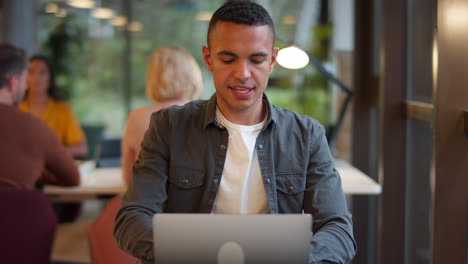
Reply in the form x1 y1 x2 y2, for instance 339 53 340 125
432 0 468 262
377 0 408 263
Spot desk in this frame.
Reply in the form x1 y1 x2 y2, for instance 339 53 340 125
44 161 125 202
335 160 381 195
44 159 381 201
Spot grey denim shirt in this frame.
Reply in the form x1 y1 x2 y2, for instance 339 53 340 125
114 94 356 264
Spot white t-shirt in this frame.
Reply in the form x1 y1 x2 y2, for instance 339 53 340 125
211 107 269 214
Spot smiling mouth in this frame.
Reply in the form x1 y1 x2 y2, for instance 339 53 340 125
229 86 254 93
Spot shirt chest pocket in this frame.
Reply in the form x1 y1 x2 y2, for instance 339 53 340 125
165 167 205 213
276 173 306 194
168 167 205 189
275 173 306 213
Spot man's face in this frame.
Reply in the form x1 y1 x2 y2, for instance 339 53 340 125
202 21 278 123
13 70 27 107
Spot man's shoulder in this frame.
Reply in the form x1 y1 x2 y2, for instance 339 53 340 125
1 105 54 137
269 104 326 144
2 105 39 125
270 104 321 127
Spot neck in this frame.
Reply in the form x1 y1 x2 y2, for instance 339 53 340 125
0 98 12 106
0 88 13 106
27 92 48 106
218 100 267 126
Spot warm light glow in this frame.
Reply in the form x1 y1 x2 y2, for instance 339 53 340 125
92 8 115 19
68 0 95 9
282 16 297 25
56 8 67 17
443 4 468 33
276 46 309 69
128 21 143 32
196 11 213 21
111 16 127 26
433 32 438 94
46 3 59 13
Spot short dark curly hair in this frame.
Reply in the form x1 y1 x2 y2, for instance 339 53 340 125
207 0 275 47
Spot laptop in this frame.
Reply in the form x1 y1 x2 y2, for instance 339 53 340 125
153 214 311 264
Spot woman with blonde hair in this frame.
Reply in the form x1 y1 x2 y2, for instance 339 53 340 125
87 46 202 262
121 46 203 186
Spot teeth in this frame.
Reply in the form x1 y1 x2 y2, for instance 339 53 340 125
233 88 250 93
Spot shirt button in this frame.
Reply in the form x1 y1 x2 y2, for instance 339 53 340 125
181 179 189 185
264 178 271 184
213 178 219 184
288 185 294 192
258 144 263 150
220 144 226 150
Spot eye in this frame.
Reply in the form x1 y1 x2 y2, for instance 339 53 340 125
251 56 266 64
221 58 235 64
219 54 236 64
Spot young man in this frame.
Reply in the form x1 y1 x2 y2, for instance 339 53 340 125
115 1 356 263
0 43 79 189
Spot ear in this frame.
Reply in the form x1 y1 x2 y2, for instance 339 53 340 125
269 47 279 72
7 75 19 94
202 46 213 72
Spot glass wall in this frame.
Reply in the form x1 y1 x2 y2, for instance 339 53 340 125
36 0 335 138
405 0 435 263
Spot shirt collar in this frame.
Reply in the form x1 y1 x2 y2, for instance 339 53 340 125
203 93 279 130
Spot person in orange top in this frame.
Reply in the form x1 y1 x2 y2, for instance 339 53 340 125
20 55 86 223
20 55 87 159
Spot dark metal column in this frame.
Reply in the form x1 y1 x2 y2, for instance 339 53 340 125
1 0 39 54
378 0 408 263
351 0 380 263
122 0 133 117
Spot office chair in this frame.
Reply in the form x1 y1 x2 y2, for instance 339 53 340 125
95 137 122 168
0 188 57 264
87 195 138 264
82 124 105 160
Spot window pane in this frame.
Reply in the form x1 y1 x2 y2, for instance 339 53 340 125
407 0 435 103
37 0 332 137
405 0 435 263
405 119 433 264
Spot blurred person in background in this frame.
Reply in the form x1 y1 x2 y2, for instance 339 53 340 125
121 45 203 186
20 55 88 159
20 55 86 222
0 43 79 189
84 46 202 263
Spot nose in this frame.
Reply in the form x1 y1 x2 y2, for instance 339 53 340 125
233 61 252 81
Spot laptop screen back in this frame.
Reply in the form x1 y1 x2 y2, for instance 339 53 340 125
153 214 311 264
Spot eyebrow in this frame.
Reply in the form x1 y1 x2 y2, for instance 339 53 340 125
216 51 268 58
217 51 237 57
250 52 268 57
